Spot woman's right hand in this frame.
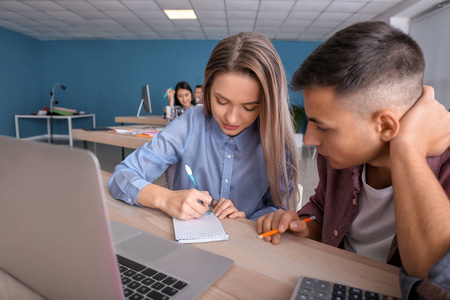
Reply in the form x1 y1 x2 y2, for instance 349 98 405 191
166 89 175 107
158 189 212 220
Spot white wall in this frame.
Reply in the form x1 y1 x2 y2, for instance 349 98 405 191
410 5 450 109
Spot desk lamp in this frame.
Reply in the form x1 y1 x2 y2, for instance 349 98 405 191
49 83 67 143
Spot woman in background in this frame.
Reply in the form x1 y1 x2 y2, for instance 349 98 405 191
166 81 196 109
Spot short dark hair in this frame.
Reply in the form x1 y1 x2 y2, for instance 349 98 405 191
195 85 202 89
291 21 425 111
174 81 195 107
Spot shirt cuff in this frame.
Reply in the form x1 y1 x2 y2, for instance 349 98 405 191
399 250 450 300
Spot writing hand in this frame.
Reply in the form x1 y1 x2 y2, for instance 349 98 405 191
159 189 212 220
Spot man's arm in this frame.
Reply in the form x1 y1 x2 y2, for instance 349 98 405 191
391 148 450 278
390 86 450 278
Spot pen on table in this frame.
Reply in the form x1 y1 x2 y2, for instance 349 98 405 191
163 87 173 98
257 216 316 239
184 164 211 215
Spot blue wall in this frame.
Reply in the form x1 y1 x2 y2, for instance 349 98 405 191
39 40 215 129
0 27 42 137
0 27 320 137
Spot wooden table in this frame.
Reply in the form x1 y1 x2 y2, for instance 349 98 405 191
72 125 154 149
103 173 401 299
0 171 402 299
115 115 166 126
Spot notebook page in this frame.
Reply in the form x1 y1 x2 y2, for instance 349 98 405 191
173 213 229 244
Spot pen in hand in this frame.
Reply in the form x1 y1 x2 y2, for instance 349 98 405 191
184 165 211 215
257 216 316 239
163 87 173 98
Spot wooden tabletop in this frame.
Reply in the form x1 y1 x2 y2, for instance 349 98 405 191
0 171 402 299
102 172 402 299
115 115 166 126
72 125 154 149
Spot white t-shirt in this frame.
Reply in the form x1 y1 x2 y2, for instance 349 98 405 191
344 164 396 262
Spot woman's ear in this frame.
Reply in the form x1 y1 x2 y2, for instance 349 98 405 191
373 110 400 142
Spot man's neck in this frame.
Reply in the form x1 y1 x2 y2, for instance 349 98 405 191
365 158 392 189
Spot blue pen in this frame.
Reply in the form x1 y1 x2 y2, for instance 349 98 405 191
163 86 173 98
185 164 211 214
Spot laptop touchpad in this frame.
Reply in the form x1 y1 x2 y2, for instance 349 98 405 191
116 232 180 262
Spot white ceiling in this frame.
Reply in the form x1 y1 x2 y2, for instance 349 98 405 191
0 0 438 41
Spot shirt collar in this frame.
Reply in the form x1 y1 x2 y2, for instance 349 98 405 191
211 117 259 152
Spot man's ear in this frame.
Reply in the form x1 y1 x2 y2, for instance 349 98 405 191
373 110 400 142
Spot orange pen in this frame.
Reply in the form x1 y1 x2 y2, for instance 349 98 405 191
257 216 316 239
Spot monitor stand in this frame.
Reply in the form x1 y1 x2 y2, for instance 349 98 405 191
136 99 145 117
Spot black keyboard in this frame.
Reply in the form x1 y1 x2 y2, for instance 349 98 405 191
117 255 189 300
290 276 400 300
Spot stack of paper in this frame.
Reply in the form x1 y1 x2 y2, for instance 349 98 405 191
53 107 77 115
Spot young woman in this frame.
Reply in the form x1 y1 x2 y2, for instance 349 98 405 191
166 81 196 109
108 32 299 221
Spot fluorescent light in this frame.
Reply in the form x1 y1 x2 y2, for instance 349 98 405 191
164 9 197 20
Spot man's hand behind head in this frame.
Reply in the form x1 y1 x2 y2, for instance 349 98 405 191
392 86 450 157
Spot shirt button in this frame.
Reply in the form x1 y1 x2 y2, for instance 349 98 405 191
334 230 339 237
225 179 229 183
229 139 233 143
227 154 231 159
353 198 357 206
127 199 132 203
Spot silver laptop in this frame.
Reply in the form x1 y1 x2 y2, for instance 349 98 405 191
0 135 233 300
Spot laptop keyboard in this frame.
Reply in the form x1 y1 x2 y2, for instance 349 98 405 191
117 255 189 300
291 276 400 300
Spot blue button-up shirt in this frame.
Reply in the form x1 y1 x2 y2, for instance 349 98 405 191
108 106 282 220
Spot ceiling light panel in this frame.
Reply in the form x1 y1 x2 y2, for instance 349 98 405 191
164 9 197 19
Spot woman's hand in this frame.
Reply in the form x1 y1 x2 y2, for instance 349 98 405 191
212 198 245 219
166 89 175 107
151 188 212 220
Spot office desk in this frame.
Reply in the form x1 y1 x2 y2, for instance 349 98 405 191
115 115 166 126
103 172 401 299
0 171 402 299
15 114 96 147
72 126 153 149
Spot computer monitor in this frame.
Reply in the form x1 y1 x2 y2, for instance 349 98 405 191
137 85 152 117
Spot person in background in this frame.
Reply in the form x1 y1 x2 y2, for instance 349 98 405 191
108 32 300 221
194 85 202 104
256 21 450 298
166 81 196 109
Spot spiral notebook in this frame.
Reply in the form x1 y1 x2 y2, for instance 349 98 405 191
173 214 229 244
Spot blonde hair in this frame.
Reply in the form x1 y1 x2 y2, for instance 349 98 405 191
203 32 299 209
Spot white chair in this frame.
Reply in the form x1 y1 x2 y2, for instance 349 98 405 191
296 183 304 211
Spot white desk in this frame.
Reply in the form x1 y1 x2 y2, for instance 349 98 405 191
15 114 96 147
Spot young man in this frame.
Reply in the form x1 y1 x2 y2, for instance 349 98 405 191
256 21 450 298
194 85 202 104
